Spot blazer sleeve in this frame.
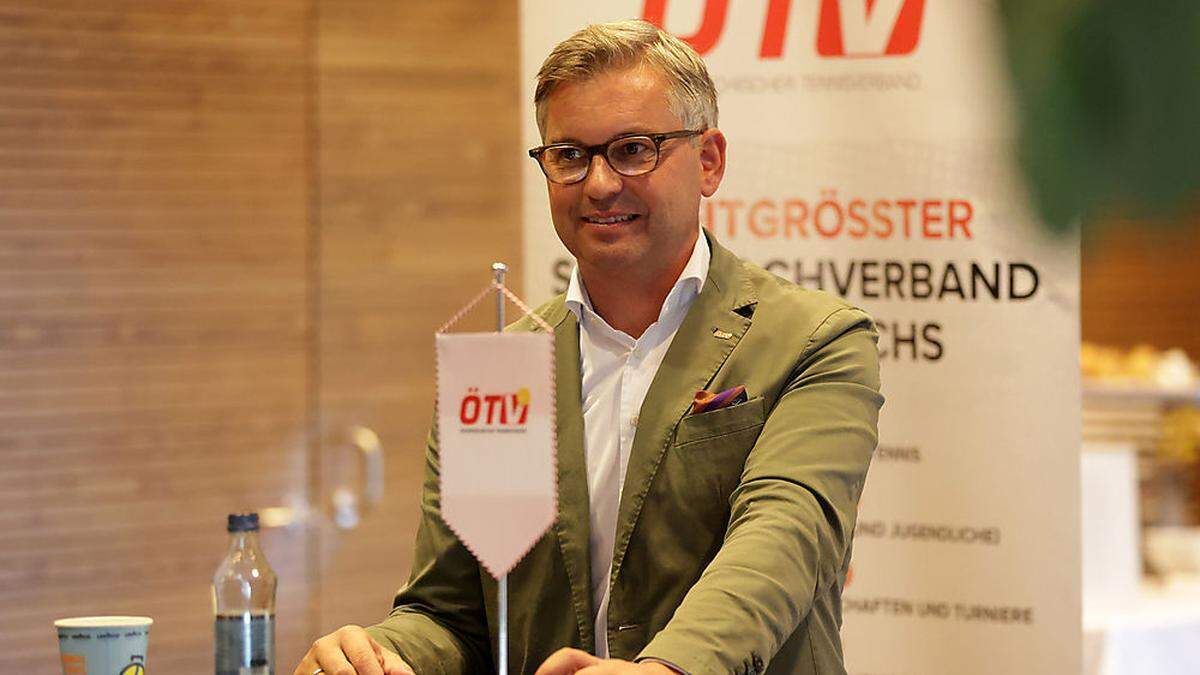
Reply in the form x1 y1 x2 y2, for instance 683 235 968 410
637 306 883 673
364 422 494 674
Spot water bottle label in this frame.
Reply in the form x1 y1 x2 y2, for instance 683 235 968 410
215 614 274 675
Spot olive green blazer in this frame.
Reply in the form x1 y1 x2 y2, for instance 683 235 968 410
368 232 883 674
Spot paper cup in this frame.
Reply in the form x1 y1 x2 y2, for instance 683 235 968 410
55 616 152 675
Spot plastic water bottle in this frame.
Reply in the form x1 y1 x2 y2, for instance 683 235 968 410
212 513 277 675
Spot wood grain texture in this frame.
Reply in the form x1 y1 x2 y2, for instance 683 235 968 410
313 0 523 633
0 1 314 671
1081 220 1200 360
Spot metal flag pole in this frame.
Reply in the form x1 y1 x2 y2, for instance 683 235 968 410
492 261 509 675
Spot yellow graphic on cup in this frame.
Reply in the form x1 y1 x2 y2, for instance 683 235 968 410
120 659 146 675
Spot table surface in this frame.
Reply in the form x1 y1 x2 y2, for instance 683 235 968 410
1084 578 1200 675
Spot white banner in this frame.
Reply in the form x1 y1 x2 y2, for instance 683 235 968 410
520 1 1081 673
436 332 557 578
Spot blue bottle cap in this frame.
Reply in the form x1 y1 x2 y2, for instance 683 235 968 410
227 513 260 532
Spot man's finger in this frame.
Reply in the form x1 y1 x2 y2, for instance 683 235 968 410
308 635 353 675
343 638 384 672
309 641 359 675
574 662 628 675
534 647 601 675
292 657 319 675
307 626 385 675
378 647 416 675
340 632 386 675
362 634 413 675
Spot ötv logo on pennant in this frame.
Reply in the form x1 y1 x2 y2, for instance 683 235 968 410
459 387 531 431
642 0 925 59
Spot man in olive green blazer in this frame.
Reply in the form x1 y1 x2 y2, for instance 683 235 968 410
365 229 881 675
294 19 880 675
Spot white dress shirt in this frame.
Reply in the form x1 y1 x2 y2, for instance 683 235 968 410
564 230 711 658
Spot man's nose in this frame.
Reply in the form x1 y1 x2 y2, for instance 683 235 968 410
582 153 622 200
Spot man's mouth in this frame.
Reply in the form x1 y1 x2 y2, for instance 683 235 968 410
582 214 640 225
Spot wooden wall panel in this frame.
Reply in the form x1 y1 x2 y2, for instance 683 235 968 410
0 1 314 671
1082 220 1200 360
314 0 523 631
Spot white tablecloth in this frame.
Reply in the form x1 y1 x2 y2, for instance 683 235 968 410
1084 581 1200 675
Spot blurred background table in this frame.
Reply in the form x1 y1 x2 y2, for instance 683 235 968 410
1084 580 1200 675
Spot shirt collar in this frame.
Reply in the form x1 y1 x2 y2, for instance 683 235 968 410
565 227 710 322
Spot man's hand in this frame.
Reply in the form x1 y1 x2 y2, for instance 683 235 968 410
293 624 414 675
534 648 677 675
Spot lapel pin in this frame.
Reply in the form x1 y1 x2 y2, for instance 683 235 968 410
712 328 734 340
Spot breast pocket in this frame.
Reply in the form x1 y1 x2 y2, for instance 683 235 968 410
660 396 768 543
674 396 766 448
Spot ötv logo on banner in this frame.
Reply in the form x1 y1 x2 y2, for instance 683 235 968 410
817 0 925 58
459 386 531 430
642 0 925 59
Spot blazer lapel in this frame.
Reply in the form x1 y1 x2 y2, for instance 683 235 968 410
547 306 595 649
610 232 757 581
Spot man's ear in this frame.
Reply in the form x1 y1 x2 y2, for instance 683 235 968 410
698 128 727 198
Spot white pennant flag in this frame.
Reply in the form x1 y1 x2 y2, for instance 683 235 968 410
436 331 557 577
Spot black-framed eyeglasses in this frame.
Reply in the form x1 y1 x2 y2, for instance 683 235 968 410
528 129 704 185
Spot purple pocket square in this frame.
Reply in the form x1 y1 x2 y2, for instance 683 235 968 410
691 384 748 415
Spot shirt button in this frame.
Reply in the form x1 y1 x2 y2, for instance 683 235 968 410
630 415 639 428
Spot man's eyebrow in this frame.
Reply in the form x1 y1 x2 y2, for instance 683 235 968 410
546 128 658 146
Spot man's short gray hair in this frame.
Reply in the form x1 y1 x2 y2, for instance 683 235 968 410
534 19 719 136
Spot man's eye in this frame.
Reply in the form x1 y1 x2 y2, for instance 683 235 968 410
551 147 583 162
616 140 652 156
